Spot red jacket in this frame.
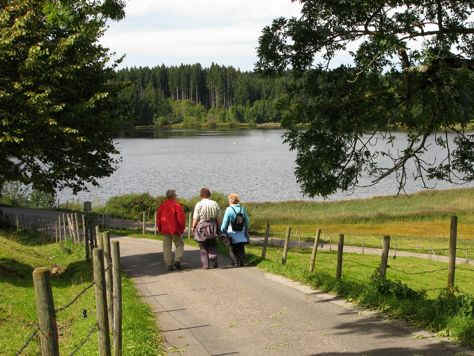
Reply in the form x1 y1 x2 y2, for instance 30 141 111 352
156 199 185 235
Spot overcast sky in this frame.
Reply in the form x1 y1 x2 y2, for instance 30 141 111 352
101 0 304 71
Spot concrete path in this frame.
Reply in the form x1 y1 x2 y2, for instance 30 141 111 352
117 236 473 356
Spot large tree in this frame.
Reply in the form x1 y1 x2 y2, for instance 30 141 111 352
0 0 126 194
257 0 474 197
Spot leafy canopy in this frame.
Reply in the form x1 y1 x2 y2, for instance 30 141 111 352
0 0 126 194
257 0 474 197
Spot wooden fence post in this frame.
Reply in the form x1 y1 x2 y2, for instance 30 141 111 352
379 235 391 278
261 221 270 259
448 216 458 289
281 226 291 265
93 249 112 356
309 229 322 273
62 214 67 241
74 213 80 242
336 234 344 280
96 226 102 249
111 241 122 356
103 232 114 330
33 268 60 356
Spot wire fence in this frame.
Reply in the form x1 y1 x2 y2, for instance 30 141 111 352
256 215 473 292
14 232 121 356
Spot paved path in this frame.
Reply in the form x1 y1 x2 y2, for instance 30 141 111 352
117 236 473 356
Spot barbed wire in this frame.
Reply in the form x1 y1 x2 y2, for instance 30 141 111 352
55 264 111 313
69 323 98 356
55 282 95 314
15 327 39 356
389 267 448 275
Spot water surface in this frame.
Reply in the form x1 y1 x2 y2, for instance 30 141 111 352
58 129 473 203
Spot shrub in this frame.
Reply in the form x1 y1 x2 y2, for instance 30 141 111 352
103 193 159 220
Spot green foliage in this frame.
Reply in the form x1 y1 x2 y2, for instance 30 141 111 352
0 182 55 208
103 193 160 220
257 0 474 197
0 0 126 194
28 189 56 209
97 191 229 220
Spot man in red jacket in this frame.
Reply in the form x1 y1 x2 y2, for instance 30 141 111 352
156 190 186 271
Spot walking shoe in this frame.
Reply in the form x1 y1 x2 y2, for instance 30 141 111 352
211 259 218 269
167 265 174 272
174 262 182 270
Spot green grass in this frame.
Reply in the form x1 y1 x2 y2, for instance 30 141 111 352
244 243 474 346
0 229 163 355
246 187 474 257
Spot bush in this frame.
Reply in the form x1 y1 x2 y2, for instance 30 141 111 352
103 193 159 220
29 190 56 209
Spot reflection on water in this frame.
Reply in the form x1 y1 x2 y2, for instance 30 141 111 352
58 129 474 204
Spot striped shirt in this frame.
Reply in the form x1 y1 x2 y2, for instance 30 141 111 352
193 198 220 221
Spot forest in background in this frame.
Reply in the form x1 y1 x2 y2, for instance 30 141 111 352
115 63 287 129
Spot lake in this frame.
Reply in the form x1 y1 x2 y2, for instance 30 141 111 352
57 129 474 204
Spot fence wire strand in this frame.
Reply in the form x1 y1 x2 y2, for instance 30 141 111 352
389 267 449 275
69 323 98 356
15 327 39 356
55 282 95 314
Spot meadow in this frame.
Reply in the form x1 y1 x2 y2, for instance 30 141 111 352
246 188 474 258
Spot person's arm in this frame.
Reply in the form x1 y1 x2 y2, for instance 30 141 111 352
192 203 200 231
176 204 186 234
220 208 230 235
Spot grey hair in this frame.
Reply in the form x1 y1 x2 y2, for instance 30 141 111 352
166 189 176 199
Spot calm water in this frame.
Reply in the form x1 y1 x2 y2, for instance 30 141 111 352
58 129 474 203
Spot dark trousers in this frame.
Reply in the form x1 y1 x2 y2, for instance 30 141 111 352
199 239 217 268
231 243 246 266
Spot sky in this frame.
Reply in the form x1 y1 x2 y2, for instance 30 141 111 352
101 0 304 71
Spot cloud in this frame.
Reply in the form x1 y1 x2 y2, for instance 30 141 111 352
102 0 302 70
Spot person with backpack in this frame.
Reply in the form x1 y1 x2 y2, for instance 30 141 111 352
192 187 221 269
220 193 250 267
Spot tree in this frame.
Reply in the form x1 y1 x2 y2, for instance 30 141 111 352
257 0 474 197
0 0 126 194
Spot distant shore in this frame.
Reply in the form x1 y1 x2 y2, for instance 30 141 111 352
134 122 282 131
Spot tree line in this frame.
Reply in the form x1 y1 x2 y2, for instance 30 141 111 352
115 64 287 127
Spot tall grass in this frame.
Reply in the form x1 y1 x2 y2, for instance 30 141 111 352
246 188 474 256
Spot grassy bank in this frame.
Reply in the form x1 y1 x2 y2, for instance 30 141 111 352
247 188 474 257
0 229 163 355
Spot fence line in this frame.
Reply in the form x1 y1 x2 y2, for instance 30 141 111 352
14 225 121 356
263 215 470 291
